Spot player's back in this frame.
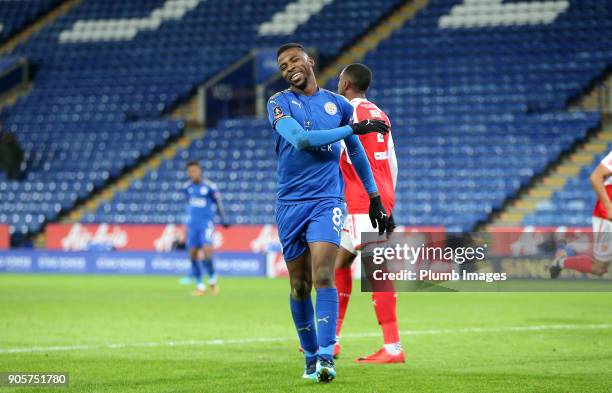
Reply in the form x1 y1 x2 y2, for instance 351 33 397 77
340 98 395 214
267 88 354 203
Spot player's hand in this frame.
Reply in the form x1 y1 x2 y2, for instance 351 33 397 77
386 214 396 233
350 119 389 135
368 195 389 236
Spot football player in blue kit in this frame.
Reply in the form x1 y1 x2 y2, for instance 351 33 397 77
184 160 229 296
267 43 390 383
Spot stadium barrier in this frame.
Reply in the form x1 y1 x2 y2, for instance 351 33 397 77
45 223 279 253
0 250 265 276
0 224 8 249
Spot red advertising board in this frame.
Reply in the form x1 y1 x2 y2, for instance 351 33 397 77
489 226 592 256
0 224 9 249
46 223 280 253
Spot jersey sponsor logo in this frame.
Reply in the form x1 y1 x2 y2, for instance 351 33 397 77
374 151 388 160
189 197 207 208
324 102 338 115
370 109 382 118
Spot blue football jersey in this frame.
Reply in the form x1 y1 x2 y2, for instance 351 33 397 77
266 88 354 202
184 180 219 226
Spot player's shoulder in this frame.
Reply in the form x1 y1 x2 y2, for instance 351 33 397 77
203 178 218 191
268 89 291 104
601 150 612 168
182 181 193 191
320 88 349 103
353 97 382 111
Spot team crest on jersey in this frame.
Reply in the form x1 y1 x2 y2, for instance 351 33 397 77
273 106 284 120
324 102 337 115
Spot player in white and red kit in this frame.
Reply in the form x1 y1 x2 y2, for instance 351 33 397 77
334 63 404 363
550 150 612 278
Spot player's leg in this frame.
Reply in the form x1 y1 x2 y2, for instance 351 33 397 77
305 199 345 382
201 245 219 294
551 217 611 277
201 222 219 294
334 239 357 358
354 215 404 364
190 247 206 295
286 250 318 380
309 241 339 382
276 202 318 380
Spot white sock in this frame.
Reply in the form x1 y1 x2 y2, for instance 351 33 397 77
384 342 403 355
196 283 205 291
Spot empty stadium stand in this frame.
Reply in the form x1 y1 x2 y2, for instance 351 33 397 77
0 0 61 42
2 0 612 242
0 0 403 242
339 0 609 230
84 0 610 232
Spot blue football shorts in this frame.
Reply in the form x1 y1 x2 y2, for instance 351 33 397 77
276 198 346 262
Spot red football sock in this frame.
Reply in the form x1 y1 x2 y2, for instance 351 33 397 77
372 291 400 344
335 267 352 338
564 255 594 273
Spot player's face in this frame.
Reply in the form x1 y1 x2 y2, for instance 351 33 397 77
337 70 349 97
277 48 314 91
187 165 202 182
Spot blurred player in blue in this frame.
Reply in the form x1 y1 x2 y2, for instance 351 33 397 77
268 43 390 383
183 160 229 296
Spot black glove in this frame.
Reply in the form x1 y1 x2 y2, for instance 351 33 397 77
368 195 389 236
386 214 396 233
350 119 389 135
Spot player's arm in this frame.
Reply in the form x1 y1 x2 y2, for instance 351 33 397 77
386 134 398 232
344 134 388 235
274 117 388 151
267 97 388 151
388 134 398 190
590 163 612 220
213 191 230 228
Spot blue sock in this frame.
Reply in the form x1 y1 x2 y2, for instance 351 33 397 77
202 258 217 283
289 295 318 360
316 288 338 361
191 259 203 286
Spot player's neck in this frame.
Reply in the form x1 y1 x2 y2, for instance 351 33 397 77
291 79 318 96
345 91 366 102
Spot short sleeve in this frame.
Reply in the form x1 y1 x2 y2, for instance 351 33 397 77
266 93 291 129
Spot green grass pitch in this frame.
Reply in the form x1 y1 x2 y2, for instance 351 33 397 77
1 274 611 392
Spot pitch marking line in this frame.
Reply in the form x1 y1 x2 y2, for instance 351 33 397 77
2 323 611 354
